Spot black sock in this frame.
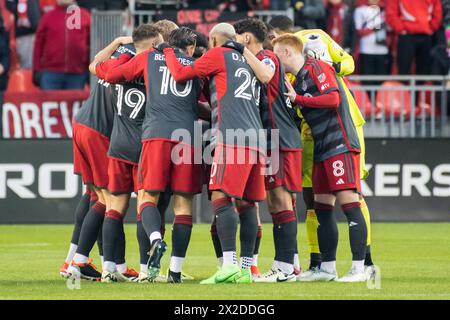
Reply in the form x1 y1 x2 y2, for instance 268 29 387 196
314 202 338 262
140 202 161 245
115 220 126 265
97 223 103 257
271 210 297 264
137 220 150 265
237 203 258 259
171 215 193 263
210 218 223 258
365 245 374 266
102 210 123 264
213 197 237 253
254 225 262 255
70 191 91 245
158 190 171 239
309 253 322 269
342 202 367 261
76 202 106 257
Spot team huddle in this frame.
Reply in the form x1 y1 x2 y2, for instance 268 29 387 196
60 15 377 284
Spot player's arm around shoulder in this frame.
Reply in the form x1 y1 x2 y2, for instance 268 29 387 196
242 48 275 84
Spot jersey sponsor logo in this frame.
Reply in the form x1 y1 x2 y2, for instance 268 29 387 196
318 73 326 83
320 83 330 91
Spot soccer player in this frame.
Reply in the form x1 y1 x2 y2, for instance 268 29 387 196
233 18 302 282
93 24 163 283
274 34 368 282
105 27 203 283
162 23 265 284
296 30 377 278
65 35 132 281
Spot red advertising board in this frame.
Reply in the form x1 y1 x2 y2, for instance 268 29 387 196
2 90 89 139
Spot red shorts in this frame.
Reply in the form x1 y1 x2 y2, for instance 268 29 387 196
265 149 303 192
108 157 139 194
209 145 266 202
73 122 109 188
139 139 203 194
312 152 361 194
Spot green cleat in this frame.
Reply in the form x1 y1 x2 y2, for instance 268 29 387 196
235 268 253 284
200 265 241 284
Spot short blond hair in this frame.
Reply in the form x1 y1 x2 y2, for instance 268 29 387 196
272 34 303 53
154 19 179 41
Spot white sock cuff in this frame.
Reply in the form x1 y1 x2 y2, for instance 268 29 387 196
149 231 162 244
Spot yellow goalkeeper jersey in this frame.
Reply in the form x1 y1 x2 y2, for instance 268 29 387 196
290 29 365 140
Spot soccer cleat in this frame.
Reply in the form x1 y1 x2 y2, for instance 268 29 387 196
253 268 296 283
164 268 194 281
59 262 70 278
167 270 182 284
297 266 318 281
336 267 367 282
67 260 101 281
146 239 167 282
297 267 337 282
199 267 220 285
200 264 241 284
235 268 253 284
122 268 139 282
250 265 261 278
137 272 150 283
181 270 195 281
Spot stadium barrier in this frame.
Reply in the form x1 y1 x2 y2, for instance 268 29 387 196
1 138 449 224
348 75 450 138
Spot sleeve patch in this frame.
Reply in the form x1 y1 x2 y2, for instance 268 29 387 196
261 57 276 72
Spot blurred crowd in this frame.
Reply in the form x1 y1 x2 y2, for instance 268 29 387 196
0 0 449 102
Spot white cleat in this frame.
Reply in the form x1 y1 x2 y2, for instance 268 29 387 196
66 265 81 280
253 268 296 283
297 267 337 282
101 270 130 283
138 271 166 283
336 267 367 282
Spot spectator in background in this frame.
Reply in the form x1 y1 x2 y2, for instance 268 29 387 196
386 0 442 75
77 0 128 11
354 0 390 77
39 0 57 12
326 0 354 52
0 8 11 137
292 0 326 30
32 0 90 90
271 0 288 10
430 0 450 76
5 0 40 69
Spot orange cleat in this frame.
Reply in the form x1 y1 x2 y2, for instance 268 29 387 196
122 267 139 282
60 262 70 278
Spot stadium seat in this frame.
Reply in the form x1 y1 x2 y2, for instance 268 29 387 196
6 69 41 93
348 81 375 118
376 81 412 119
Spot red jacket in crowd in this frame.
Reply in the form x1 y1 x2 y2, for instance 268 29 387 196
386 0 442 35
33 4 90 74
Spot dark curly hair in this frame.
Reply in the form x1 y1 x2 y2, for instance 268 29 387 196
233 18 268 43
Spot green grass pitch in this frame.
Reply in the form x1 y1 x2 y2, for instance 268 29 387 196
1 223 449 300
